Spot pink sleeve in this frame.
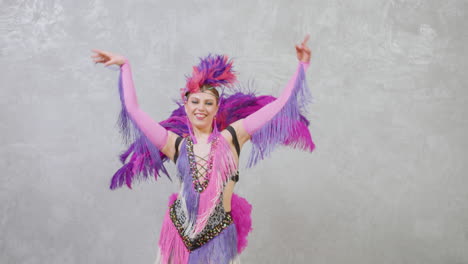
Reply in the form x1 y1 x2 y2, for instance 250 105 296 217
242 61 310 135
119 59 168 150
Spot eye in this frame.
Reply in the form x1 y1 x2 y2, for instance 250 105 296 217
191 100 199 104
206 102 214 106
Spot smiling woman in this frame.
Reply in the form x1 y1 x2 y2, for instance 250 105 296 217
185 91 218 132
91 36 315 264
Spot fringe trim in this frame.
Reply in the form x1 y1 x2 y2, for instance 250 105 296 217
247 63 315 167
157 193 190 264
177 141 200 236
188 224 238 264
110 71 169 189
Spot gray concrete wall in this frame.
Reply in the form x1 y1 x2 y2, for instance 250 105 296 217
1 0 467 263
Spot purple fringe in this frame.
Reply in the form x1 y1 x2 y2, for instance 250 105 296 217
119 143 134 164
188 224 238 264
177 141 199 229
247 64 315 167
110 72 169 189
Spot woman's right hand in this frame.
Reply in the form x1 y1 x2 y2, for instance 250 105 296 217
295 35 311 63
91 49 126 66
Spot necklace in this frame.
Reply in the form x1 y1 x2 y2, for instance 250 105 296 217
186 135 218 193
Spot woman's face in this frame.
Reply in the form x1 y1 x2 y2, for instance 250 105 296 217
184 91 219 130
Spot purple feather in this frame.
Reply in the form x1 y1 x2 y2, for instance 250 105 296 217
184 54 237 97
119 143 134 164
110 163 133 189
110 72 170 190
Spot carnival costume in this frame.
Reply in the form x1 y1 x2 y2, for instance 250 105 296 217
110 54 315 264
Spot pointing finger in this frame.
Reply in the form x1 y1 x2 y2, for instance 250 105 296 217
302 34 310 45
91 49 103 55
92 49 110 57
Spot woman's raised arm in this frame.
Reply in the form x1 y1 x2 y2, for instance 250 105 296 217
229 35 312 148
91 50 179 160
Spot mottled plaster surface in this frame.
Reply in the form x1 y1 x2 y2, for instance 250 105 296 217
1 0 467 263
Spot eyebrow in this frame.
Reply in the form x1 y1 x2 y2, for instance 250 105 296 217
190 96 215 102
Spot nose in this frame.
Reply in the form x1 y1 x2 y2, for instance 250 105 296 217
196 104 207 112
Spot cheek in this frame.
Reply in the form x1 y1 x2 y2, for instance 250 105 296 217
209 106 219 116
185 103 195 113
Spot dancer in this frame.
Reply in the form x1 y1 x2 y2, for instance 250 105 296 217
92 35 314 264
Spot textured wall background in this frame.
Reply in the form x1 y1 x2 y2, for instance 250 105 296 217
1 0 467 263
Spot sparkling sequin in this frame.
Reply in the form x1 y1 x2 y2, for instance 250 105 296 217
169 198 234 251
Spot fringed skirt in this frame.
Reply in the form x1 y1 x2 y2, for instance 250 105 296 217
155 193 252 264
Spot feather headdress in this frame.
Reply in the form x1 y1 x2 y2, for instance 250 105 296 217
181 54 237 101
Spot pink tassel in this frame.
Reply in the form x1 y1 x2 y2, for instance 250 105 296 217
208 116 219 143
158 193 189 264
212 116 219 135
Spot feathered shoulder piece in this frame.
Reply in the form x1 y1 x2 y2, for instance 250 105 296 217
181 54 237 100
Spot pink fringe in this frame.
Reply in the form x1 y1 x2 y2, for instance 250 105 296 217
158 193 189 264
283 120 315 151
158 192 252 262
193 136 237 235
231 194 253 253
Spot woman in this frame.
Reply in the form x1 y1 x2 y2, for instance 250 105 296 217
92 35 314 264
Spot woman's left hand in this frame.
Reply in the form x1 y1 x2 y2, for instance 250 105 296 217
295 35 311 63
91 49 126 66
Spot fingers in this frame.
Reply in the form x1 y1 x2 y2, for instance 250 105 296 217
93 58 107 63
90 49 124 66
299 35 311 58
302 34 310 46
91 49 113 60
92 49 107 56
296 36 312 63
296 35 310 53
104 59 115 67
91 53 107 64
91 49 111 65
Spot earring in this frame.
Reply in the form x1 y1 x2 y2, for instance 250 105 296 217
209 115 218 143
213 115 218 133
186 114 197 144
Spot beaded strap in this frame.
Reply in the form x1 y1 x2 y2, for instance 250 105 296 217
186 135 218 192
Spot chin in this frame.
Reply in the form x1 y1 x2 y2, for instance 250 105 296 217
190 117 212 129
